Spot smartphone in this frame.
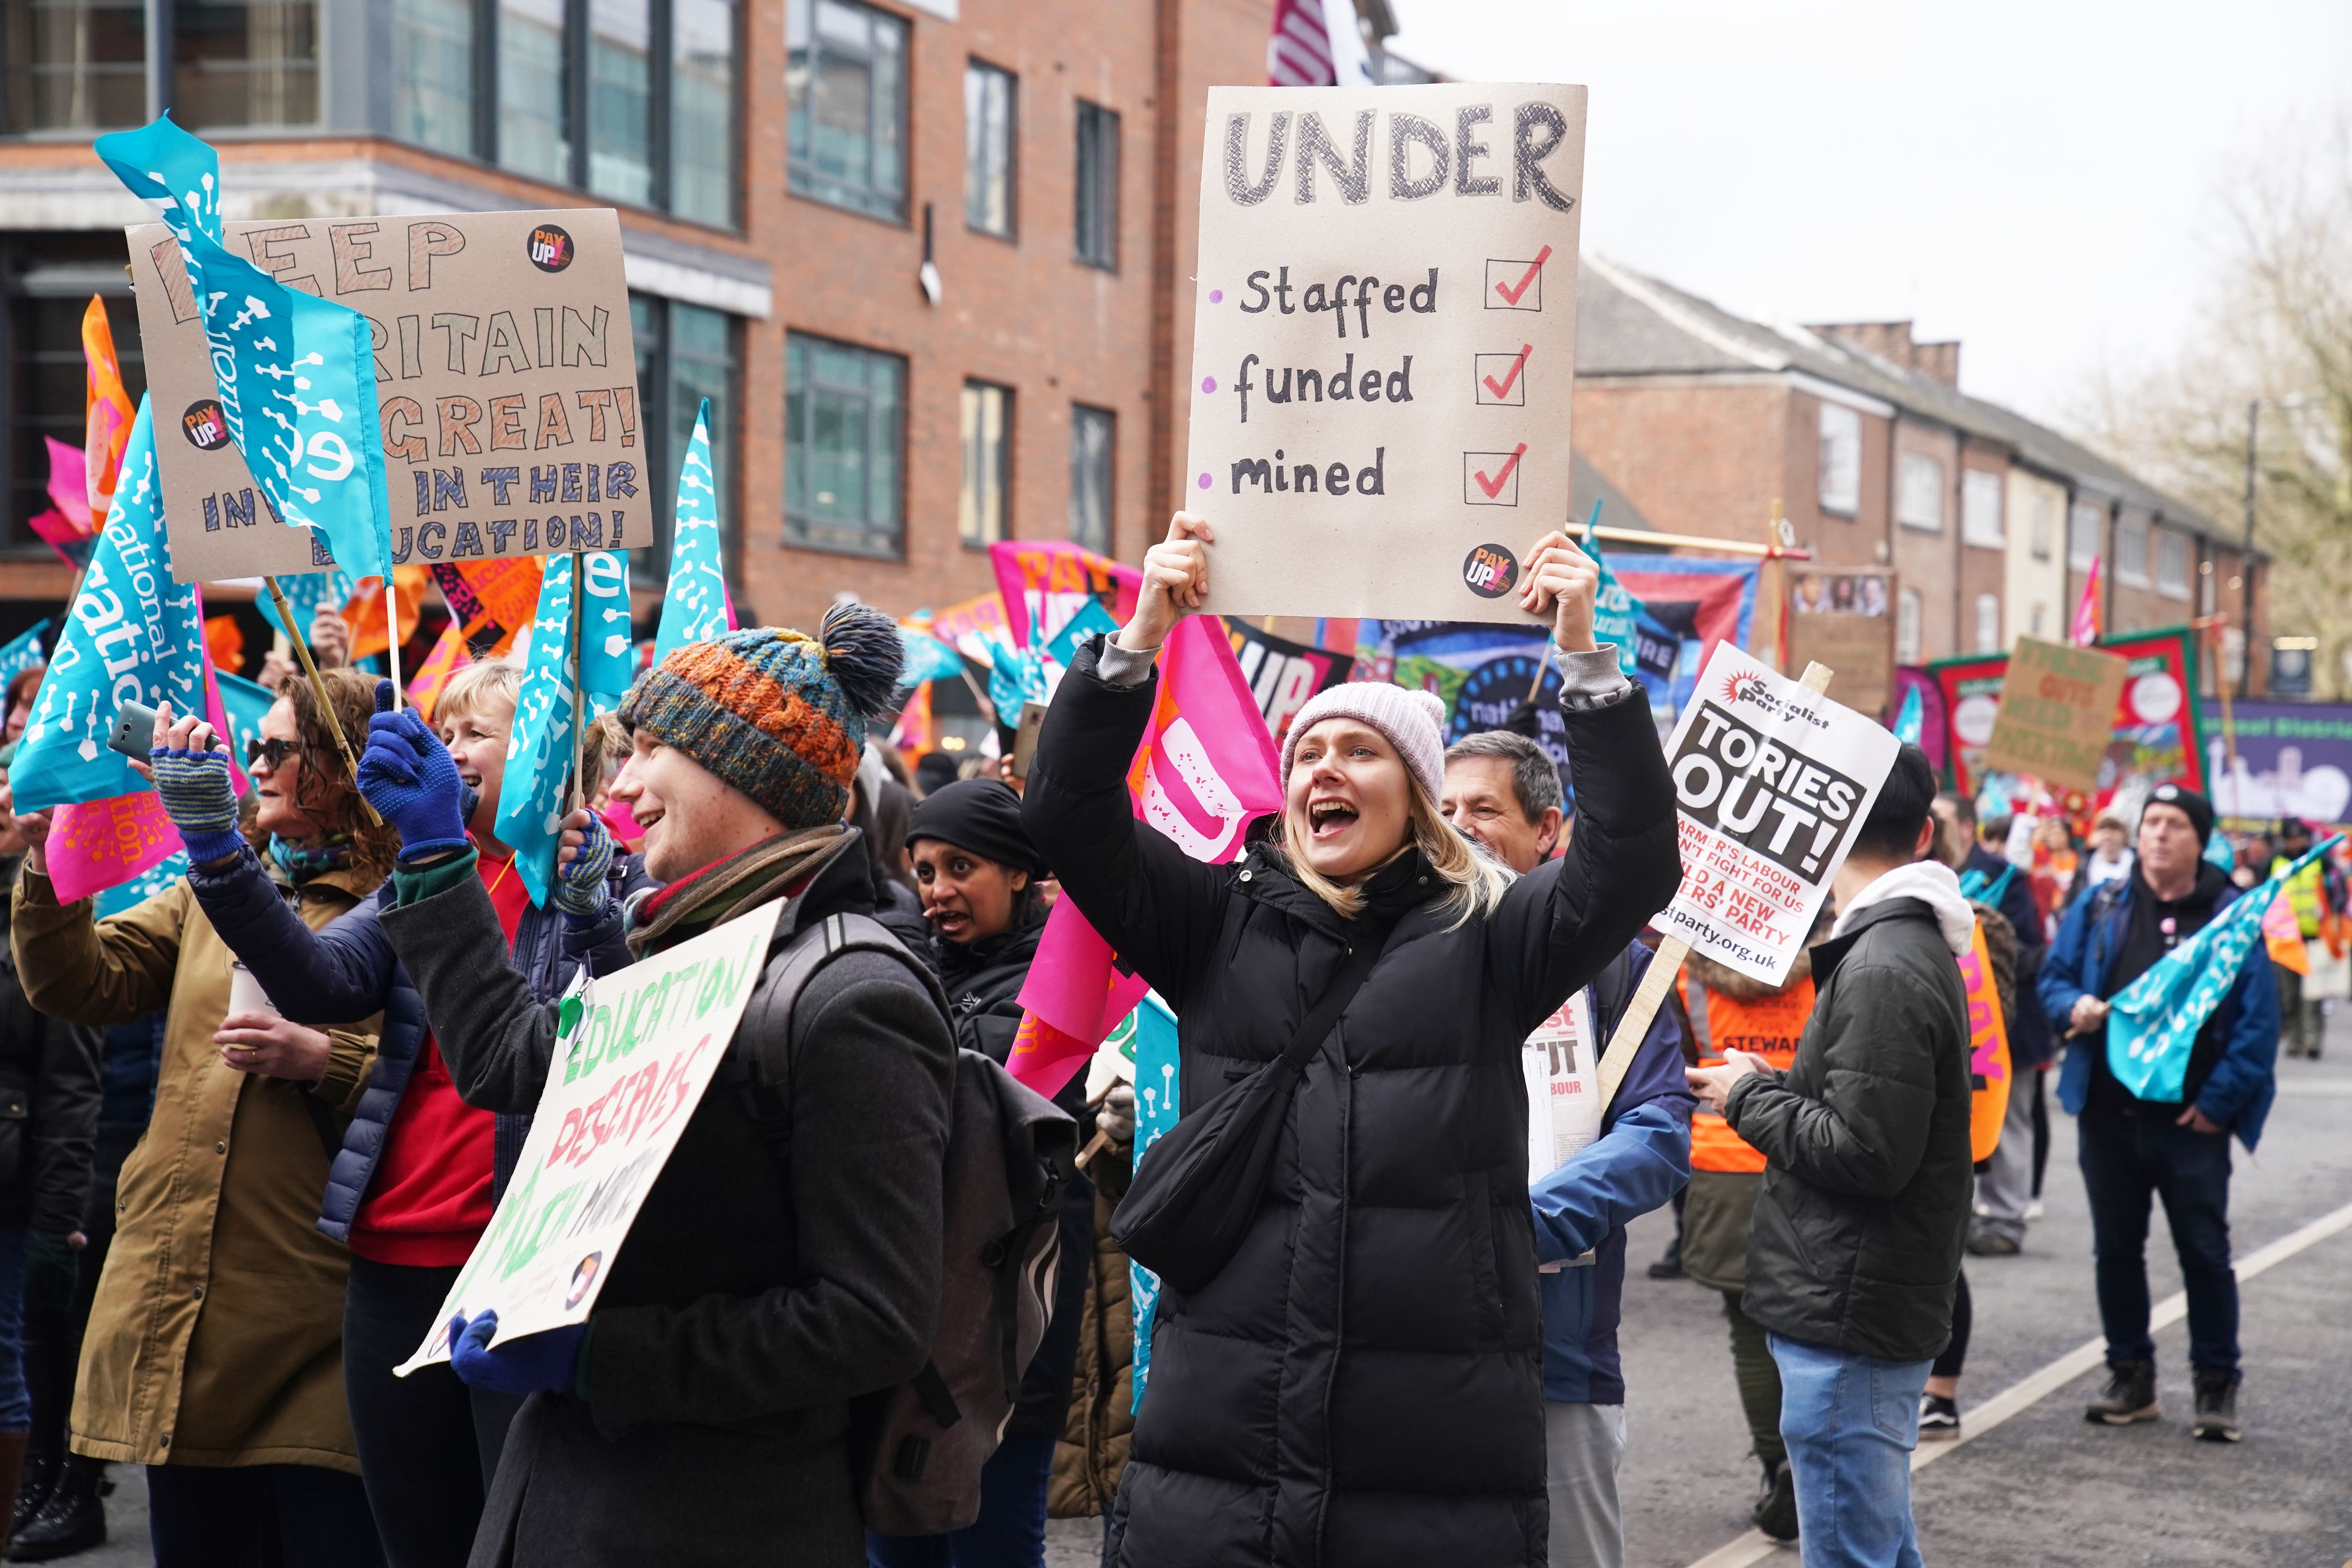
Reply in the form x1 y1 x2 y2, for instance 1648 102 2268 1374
1009 700 1050 781
108 700 159 759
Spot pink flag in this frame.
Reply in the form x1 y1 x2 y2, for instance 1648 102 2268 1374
1010 615 1285 1097
988 540 1143 650
2071 558 2103 647
47 792 184 905
42 438 94 536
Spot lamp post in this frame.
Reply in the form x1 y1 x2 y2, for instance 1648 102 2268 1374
2241 400 2258 699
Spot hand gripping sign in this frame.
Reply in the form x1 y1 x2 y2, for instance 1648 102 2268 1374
1586 645 1898 1112
396 901 781 1375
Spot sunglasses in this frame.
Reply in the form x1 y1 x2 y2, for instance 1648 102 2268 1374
245 737 309 769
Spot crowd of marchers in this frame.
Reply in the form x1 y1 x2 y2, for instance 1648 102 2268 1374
0 510 2284 1568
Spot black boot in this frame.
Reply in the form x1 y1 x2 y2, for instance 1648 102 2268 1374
1751 1456 1798 1541
11 1447 55 1539
2084 1357 2159 1425
9 1456 107 1562
2192 1371 2241 1443
1647 1235 1685 1280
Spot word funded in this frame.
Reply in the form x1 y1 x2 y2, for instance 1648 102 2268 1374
1670 701 1865 881
1232 353 1413 422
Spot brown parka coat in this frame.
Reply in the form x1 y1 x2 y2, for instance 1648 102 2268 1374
11 865 378 1473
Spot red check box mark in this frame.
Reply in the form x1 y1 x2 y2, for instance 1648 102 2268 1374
1473 444 1528 500
1493 246 1554 307
1483 344 1534 400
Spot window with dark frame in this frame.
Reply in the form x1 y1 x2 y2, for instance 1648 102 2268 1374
1074 99 1119 270
960 381 1011 548
786 0 907 223
630 293 739 585
391 0 474 154
787 331 905 558
2 241 145 555
964 59 1014 238
172 0 319 128
1068 403 1113 554
3 0 148 132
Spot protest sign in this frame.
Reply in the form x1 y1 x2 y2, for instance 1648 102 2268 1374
2099 627 2203 801
125 209 638 582
1225 618 1354 741
1184 83 1586 621
1957 919 2011 1163
1786 570 1894 718
1655 645 1899 986
2211 701 2352 829
1361 619 1567 773
989 540 1142 651
1983 637 2129 793
398 900 783 1374
1521 990 1601 1183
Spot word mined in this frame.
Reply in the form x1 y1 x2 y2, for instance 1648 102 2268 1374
1229 447 1387 498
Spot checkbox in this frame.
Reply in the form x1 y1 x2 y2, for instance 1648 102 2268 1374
1486 246 1552 311
1475 346 1531 405
1463 445 1526 506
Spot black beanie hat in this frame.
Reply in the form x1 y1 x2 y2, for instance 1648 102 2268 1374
2143 782 2215 848
906 779 1047 879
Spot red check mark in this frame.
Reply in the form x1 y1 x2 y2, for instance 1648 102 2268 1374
1483 344 1534 400
1473 444 1528 499
1494 246 1554 306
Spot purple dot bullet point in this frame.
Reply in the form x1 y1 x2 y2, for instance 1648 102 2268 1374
1197 472 1212 490
1209 290 1224 304
1202 376 1217 393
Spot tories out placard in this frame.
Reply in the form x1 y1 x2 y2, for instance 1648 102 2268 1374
396 902 781 1375
1185 83 1585 622
127 211 639 583
1657 644 1900 986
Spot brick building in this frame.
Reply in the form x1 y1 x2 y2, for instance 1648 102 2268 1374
0 0 1283 635
1574 256 2268 693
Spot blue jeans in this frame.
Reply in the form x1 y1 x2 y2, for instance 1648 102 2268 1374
0 1228 28 1433
1768 1333 1931 1568
866 1433 1056 1568
2076 1108 2238 1375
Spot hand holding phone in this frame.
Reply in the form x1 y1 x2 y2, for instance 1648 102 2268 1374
107 701 158 760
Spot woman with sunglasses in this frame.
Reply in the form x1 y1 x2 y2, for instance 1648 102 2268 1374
134 664 642 1568
9 668 395 1566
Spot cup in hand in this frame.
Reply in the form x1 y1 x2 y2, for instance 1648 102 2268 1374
226 961 280 1020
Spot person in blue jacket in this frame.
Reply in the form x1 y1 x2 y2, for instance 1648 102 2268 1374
2037 782 2276 1446
1444 733 1693 1568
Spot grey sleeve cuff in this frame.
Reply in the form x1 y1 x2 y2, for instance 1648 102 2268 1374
1095 638 1159 687
1555 646 1634 710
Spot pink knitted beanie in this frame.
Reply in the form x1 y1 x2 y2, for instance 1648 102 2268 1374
1279 683 1450 805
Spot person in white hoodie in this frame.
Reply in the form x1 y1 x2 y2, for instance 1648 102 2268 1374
1687 745 1974 1568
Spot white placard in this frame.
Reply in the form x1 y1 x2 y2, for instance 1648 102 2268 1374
1523 989 1602 1183
1655 644 1900 986
397 901 782 1374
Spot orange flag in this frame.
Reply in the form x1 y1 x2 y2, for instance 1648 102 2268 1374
2263 886 2310 976
406 621 472 720
344 567 430 659
82 297 136 523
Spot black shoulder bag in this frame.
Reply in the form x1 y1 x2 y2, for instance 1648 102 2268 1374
1111 923 1392 1295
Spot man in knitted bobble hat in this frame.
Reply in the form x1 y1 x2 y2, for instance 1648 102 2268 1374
356 604 960 1566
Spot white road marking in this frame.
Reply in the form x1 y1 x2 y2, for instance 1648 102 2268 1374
1679 1195 2352 1568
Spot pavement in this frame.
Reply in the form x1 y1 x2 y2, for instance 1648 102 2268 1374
59 1027 2352 1567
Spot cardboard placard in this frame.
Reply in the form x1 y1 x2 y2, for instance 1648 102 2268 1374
1184 83 1586 622
126 210 640 583
1655 644 1900 986
397 900 781 1375
1523 989 1602 1183
1786 570 1894 718
1983 637 2130 794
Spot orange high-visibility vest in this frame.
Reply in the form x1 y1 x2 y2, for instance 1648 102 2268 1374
1684 976 1816 1174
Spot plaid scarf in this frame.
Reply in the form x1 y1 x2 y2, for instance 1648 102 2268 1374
625 824 854 958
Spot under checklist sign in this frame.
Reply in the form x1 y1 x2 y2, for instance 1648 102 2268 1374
1658 644 1900 986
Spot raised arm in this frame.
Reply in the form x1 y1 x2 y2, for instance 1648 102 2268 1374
185 848 397 1023
381 850 561 1114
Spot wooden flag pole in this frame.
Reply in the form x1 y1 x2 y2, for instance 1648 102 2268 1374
1592 661 1837 1110
567 550 588 815
263 574 382 826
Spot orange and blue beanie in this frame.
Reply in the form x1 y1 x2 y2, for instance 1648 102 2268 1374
620 603 904 829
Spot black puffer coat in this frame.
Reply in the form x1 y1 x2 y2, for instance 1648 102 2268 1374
1021 642 1679 1568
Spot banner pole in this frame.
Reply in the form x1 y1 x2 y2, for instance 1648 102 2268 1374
381 575 405 711
1593 661 1836 1110
568 549 587 815
264 574 382 826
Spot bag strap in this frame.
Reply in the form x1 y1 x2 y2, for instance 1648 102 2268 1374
1277 919 1397 1076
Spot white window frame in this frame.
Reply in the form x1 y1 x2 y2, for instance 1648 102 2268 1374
2115 516 2150 587
1897 587 1922 664
2029 491 2055 561
1974 593 2001 653
2155 529 2191 601
2068 501 2104 570
1897 453 1944 533
1962 469 2004 548
1817 403 1861 516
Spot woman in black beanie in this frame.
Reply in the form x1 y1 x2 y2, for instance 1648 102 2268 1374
875 778 1087 1568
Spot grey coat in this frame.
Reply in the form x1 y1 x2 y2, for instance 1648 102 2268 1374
1725 896 1974 1365
380 837 955 1568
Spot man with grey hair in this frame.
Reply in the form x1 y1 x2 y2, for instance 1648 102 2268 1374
1444 732 1693 1568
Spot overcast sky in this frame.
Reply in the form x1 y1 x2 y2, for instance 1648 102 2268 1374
1386 0 2352 424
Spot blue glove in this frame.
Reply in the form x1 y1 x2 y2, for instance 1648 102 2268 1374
356 679 469 862
149 744 244 864
447 1310 586 1397
553 810 615 923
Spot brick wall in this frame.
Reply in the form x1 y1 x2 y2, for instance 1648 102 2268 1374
1570 377 1791 545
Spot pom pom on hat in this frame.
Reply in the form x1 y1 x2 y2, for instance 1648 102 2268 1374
819 601 906 720
1279 681 1450 806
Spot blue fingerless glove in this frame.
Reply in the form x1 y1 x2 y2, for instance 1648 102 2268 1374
553 811 615 924
355 679 470 863
448 1310 587 1397
149 745 245 864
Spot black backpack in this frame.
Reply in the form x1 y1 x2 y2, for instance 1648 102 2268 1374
725 910 1077 1536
